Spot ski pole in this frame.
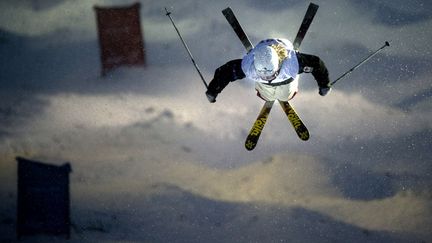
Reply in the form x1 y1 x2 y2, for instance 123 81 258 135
165 7 209 89
330 41 390 87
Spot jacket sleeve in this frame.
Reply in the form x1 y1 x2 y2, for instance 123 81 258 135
296 53 330 88
207 59 246 94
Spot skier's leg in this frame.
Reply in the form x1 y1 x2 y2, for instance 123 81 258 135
296 53 330 89
275 76 299 101
206 59 245 102
255 76 299 102
255 83 274 101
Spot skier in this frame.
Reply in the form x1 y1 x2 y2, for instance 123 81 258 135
205 38 331 103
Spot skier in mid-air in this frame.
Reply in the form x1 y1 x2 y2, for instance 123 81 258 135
205 38 331 103
166 4 389 150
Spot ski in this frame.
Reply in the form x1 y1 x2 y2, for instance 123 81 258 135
222 7 254 51
220 7 270 150
279 100 310 141
245 100 274 151
293 3 319 50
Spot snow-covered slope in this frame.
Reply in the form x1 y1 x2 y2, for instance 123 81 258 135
0 91 431 242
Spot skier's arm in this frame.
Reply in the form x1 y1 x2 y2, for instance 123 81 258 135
296 53 330 88
207 59 245 95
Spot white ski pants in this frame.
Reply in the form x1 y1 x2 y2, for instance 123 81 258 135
255 76 299 101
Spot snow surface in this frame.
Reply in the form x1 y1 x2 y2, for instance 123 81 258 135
0 0 431 242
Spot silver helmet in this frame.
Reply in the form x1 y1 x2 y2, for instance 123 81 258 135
253 45 279 81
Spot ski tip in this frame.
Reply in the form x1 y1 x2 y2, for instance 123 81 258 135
385 41 390 47
310 3 319 9
298 130 310 141
245 140 257 151
222 7 232 15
